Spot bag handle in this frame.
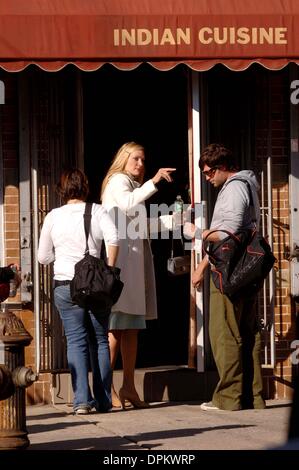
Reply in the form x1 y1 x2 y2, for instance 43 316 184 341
204 229 240 239
203 229 242 256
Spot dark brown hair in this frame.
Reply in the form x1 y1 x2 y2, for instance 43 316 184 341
56 168 89 203
199 143 239 172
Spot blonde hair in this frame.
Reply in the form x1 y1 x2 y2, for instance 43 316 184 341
101 141 145 198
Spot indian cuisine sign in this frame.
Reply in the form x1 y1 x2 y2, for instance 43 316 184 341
114 27 288 47
0 7 296 65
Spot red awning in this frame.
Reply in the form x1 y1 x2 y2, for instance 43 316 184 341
1 0 299 72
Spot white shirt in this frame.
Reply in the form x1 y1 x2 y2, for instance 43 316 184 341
38 202 119 280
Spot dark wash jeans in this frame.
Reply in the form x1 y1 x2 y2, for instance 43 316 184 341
54 284 112 411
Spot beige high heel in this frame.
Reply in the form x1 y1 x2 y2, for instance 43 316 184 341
119 388 150 410
111 384 122 408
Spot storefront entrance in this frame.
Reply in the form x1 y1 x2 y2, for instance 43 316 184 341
82 64 190 367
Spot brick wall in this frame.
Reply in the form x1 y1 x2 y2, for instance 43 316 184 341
255 69 294 399
2 73 19 266
0 71 52 404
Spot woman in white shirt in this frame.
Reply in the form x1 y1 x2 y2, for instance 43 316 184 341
38 169 119 415
101 142 175 409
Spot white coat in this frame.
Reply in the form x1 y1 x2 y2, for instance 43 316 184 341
102 173 158 320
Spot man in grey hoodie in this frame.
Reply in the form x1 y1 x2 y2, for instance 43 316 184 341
192 143 265 411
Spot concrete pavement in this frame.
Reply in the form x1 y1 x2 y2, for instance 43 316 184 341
25 399 292 451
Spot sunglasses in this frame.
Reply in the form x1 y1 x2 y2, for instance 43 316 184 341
202 167 218 178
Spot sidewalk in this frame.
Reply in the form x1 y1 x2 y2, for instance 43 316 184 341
25 399 291 451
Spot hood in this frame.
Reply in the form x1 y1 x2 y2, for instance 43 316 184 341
229 170 260 192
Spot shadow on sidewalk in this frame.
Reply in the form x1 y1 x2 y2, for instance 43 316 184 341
26 412 69 421
28 421 87 434
27 423 255 451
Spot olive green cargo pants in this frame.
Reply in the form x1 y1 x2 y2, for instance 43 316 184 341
209 279 265 410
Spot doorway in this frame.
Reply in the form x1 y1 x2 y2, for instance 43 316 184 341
82 64 190 366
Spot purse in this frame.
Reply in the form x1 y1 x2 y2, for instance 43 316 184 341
203 179 275 299
70 203 124 312
167 255 191 276
167 220 190 276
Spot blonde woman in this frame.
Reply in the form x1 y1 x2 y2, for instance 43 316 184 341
101 142 175 409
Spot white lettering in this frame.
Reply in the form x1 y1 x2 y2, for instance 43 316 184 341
121 29 136 46
291 340 299 365
0 81 4 104
160 28 175 45
198 26 288 45
114 27 288 47
0 340 4 363
275 27 287 44
153 28 159 45
113 29 120 46
214 27 228 45
177 28 191 45
127 206 148 240
229 27 236 44
259 28 273 44
237 27 250 44
114 28 190 46
290 80 299 105
149 203 171 239
147 454 196 464
198 27 213 44
103 455 138 467
252 27 258 44
148 455 156 464
137 29 152 46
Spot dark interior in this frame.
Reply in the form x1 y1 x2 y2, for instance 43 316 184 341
82 63 190 366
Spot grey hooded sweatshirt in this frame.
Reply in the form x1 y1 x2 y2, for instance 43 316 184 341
210 170 260 237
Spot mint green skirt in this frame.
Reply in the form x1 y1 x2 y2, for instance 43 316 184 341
109 311 146 330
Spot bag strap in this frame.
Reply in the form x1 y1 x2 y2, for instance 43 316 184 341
224 177 256 223
84 202 108 261
83 202 93 255
170 218 185 258
204 179 258 259
100 239 108 261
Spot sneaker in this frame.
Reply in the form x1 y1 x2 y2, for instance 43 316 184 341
74 405 91 415
200 401 220 411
